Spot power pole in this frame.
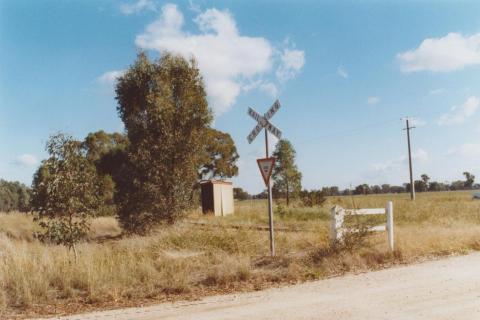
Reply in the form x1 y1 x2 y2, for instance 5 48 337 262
404 118 416 200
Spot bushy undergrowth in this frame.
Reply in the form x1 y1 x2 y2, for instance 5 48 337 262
0 191 479 318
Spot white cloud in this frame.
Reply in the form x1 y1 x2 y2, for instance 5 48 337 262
447 143 480 158
135 4 303 115
438 96 479 126
367 96 380 105
397 32 480 73
242 80 278 98
120 0 156 15
368 149 429 186
258 82 278 98
371 161 396 173
399 148 430 164
412 148 429 162
276 48 305 82
373 148 429 174
97 70 125 84
336 65 348 78
13 154 38 167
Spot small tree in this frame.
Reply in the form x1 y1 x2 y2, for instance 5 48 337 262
300 189 326 207
463 172 475 189
414 180 427 192
272 139 302 206
381 184 391 194
354 184 371 195
428 181 447 192
31 133 101 259
421 174 430 188
371 185 381 194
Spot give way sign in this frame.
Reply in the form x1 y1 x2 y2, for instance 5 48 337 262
257 157 276 186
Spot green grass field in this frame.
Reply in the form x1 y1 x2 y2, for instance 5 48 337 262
1 191 479 318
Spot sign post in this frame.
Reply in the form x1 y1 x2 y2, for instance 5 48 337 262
247 100 282 257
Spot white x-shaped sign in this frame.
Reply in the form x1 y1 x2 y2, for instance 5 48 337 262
247 100 282 144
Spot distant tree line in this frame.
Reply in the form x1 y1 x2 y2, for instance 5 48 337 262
0 179 31 212
322 172 478 196
235 171 478 203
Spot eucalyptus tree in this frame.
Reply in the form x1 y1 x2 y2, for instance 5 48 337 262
272 139 302 206
115 52 213 232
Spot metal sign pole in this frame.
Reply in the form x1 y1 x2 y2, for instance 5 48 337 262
265 130 275 256
248 100 282 257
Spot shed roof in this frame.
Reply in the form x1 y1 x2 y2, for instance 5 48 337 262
200 180 233 185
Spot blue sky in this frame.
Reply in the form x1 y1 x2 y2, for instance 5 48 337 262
2 0 480 193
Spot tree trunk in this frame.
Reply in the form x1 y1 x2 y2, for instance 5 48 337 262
286 178 290 206
72 243 78 261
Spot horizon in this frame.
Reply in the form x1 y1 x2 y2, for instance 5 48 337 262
2 0 480 194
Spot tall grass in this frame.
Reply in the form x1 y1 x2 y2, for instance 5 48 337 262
0 191 479 318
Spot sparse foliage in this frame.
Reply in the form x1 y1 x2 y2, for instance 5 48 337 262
272 139 302 206
463 172 475 189
31 133 101 258
300 189 326 207
421 174 430 185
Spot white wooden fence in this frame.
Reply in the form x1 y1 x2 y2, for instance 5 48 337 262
330 201 394 251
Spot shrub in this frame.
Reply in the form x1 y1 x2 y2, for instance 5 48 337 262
300 189 326 207
31 133 102 258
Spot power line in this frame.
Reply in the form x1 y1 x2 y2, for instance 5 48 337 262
296 117 400 143
295 106 451 145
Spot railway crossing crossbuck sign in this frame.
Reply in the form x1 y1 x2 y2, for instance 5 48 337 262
247 100 282 144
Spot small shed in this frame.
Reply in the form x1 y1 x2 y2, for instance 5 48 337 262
200 180 234 216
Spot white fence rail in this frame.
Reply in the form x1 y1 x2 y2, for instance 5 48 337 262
330 201 394 251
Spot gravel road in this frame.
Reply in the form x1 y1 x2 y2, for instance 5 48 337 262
48 253 480 320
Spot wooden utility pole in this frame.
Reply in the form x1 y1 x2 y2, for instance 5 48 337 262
404 119 415 200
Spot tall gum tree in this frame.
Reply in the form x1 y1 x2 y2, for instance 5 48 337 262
115 52 213 232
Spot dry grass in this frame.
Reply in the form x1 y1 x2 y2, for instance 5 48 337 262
0 191 479 318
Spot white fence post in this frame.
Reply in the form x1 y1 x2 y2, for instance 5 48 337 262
330 206 338 243
386 201 394 251
330 205 344 243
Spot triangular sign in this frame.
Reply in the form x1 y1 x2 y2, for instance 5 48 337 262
257 157 276 186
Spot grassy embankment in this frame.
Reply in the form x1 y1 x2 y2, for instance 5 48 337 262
0 191 479 318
